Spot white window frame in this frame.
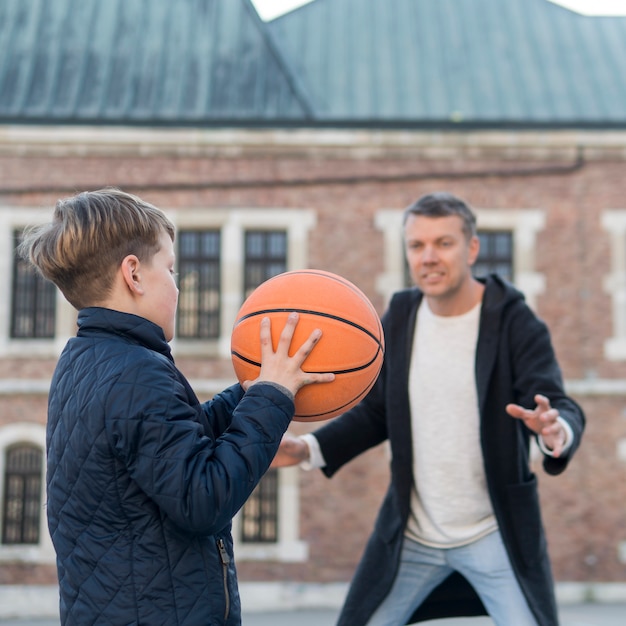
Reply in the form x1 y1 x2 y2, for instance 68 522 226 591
232 466 308 562
374 208 546 309
0 422 55 563
0 207 77 357
601 210 626 360
167 208 316 359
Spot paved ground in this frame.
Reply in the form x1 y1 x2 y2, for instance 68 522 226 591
251 603 626 625
1 603 625 625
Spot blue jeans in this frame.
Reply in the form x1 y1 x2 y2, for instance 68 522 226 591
366 530 538 626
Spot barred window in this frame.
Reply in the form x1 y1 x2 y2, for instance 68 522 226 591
244 230 287 298
177 230 221 339
240 230 287 544
2 444 42 545
240 469 278 543
11 230 56 339
473 230 514 282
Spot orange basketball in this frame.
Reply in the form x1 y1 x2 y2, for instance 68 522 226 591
231 269 384 421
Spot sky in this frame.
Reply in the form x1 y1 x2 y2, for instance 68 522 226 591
250 0 626 21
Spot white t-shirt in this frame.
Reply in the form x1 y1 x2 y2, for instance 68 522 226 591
404 300 497 547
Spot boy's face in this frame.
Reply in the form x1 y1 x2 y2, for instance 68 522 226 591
140 231 179 341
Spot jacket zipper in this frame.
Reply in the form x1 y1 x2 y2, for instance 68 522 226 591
217 538 231 621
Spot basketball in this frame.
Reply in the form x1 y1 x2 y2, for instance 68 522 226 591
231 269 385 421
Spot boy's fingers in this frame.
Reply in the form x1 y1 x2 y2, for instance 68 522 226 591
293 329 323 360
259 316 272 348
276 312 299 352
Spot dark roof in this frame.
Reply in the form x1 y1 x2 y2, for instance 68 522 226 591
0 0 313 125
1 0 625 128
268 0 626 127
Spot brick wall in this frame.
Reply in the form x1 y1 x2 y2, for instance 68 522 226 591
1 128 625 585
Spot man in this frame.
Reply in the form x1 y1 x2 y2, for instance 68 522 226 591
273 192 585 626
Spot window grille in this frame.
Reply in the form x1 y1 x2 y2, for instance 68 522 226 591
2 444 42 545
243 230 287 298
240 468 278 543
176 230 221 339
240 230 287 544
11 231 56 339
473 230 514 282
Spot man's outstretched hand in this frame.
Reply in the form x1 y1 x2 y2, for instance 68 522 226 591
506 394 566 457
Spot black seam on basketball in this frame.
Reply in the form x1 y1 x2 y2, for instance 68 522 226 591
294 372 379 419
231 345 383 374
235 308 383 346
230 352 262 368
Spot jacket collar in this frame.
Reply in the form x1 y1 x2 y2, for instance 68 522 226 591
76 307 173 361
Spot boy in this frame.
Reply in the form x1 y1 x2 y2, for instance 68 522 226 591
20 188 334 625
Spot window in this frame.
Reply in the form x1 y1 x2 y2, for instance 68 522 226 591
0 423 54 562
2 444 42 545
473 230 514 282
244 230 287 298
177 230 221 339
11 230 56 339
240 469 278 543
239 230 287 545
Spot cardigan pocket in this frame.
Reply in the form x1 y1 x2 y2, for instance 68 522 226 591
505 475 547 569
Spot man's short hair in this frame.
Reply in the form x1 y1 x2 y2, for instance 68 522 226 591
403 192 477 240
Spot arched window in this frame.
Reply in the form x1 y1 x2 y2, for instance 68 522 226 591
2 444 42 545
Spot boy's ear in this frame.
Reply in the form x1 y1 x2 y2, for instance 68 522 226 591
120 255 144 295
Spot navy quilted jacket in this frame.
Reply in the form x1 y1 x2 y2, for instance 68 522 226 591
46 307 293 625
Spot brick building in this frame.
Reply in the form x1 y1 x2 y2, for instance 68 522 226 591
1 0 626 610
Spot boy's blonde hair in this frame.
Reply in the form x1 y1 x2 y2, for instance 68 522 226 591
19 188 176 310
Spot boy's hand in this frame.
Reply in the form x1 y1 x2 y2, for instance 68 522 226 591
250 313 335 397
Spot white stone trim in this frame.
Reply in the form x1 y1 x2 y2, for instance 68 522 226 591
2 582 626 618
2 125 626 159
601 210 626 360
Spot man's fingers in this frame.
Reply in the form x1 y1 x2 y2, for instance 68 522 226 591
534 394 551 411
506 403 527 419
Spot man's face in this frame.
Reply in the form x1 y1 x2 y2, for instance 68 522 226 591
404 214 479 302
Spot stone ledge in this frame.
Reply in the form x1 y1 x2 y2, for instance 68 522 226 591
1 582 625 619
